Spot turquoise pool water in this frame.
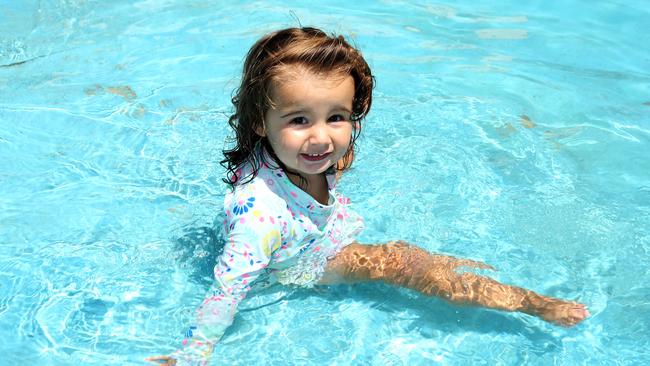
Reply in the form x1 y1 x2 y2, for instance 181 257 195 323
1 0 649 364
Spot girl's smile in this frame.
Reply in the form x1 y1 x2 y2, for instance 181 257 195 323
301 152 331 161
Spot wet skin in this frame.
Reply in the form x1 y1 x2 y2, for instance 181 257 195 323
319 241 589 326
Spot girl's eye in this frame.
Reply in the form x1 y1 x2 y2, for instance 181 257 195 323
328 114 347 122
290 117 308 125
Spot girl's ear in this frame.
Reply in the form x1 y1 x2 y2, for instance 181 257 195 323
255 122 266 137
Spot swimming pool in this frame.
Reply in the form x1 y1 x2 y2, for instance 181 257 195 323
1 0 649 364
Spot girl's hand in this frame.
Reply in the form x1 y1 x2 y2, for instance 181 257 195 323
145 355 177 365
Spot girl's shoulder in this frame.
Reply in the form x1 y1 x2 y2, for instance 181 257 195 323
224 167 287 216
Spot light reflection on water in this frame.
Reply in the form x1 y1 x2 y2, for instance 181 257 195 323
1 0 649 365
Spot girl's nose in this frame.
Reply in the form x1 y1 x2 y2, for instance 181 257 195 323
309 124 330 145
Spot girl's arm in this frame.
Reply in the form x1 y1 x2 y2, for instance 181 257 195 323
148 194 284 365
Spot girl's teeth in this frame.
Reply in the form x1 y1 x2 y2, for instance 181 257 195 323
302 152 329 161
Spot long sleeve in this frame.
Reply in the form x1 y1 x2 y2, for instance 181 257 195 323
171 188 285 365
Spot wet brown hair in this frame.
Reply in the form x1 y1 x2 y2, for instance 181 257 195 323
221 27 374 187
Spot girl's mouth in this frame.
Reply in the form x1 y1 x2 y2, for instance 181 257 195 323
300 152 330 162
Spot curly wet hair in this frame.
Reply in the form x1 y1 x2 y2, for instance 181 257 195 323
221 27 374 188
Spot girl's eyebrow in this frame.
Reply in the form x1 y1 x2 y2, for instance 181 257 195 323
280 109 307 118
333 106 353 115
280 105 352 118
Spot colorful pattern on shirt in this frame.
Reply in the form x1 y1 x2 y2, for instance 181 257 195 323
172 149 364 364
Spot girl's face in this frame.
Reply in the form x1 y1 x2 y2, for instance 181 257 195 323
260 67 355 187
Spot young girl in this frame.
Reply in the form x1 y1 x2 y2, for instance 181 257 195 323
148 27 588 365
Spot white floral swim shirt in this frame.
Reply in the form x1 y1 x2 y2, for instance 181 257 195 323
172 148 364 364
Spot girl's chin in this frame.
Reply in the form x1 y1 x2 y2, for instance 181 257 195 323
298 166 330 176
297 162 333 176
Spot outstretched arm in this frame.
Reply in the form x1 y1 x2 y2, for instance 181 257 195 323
147 259 263 365
148 192 285 365
146 281 238 365
319 241 589 326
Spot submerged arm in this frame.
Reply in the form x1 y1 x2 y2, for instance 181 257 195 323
148 192 284 365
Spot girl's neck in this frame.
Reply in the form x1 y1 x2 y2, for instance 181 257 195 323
286 171 329 205
260 146 330 204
